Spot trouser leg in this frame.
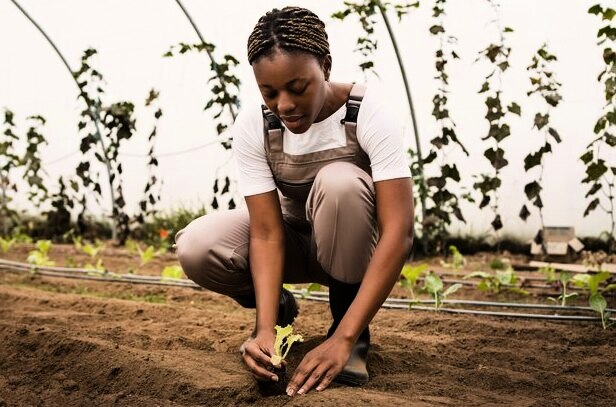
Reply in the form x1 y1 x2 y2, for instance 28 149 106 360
175 207 328 307
306 161 378 284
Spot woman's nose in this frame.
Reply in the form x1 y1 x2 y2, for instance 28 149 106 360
277 92 296 114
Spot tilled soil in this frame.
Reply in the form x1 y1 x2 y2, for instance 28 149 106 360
1 262 615 407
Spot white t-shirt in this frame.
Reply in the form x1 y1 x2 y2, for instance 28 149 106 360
232 84 412 196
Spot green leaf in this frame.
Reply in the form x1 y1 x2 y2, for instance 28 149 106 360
401 263 428 284
589 293 607 314
429 25 445 34
161 265 184 280
534 113 549 130
588 5 603 15
548 127 562 143
443 283 462 297
584 198 600 216
589 271 610 294
524 181 542 200
580 150 593 164
583 160 608 182
464 271 492 280
507 103 521 115
423 272 443 294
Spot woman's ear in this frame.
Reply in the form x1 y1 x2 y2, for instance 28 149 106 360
321 54 332 81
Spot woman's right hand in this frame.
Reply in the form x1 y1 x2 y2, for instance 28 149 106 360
241 330 280 382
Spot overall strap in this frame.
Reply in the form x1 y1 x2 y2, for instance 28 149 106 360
340 83 366 125
262 105 284 153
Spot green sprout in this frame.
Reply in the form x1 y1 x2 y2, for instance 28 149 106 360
440 245 466 269
271 325 303 367
547 271 578 306
161 265 184 280
490 257 507 271
464 268 528 295
538 266 558 283
84 258 106 273
400 263 428 299
590 293 613 330
82 240 105 258
27 240 55 266
423 271 462 311
0 237 16 254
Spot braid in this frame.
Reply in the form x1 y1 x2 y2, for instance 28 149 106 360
247 7 330 64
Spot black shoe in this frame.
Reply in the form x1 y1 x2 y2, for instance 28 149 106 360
327 278 370 386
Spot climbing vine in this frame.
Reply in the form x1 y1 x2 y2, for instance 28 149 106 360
520 45 562 250
332 1 418 74
0 110 48 236
473 0 520 234
422 0 469 252
583 4 616 250
163 41 240 211
73 48 163 244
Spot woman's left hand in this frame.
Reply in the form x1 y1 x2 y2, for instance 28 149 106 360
286 336 353 396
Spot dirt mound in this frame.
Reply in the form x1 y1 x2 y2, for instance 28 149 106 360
1 271 615 406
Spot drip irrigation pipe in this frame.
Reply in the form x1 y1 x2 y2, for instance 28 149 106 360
300 294 614 322
2 264 614 323
297 290 615 313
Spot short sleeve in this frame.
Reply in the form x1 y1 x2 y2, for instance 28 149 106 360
231 106 277 196
356 86 412 182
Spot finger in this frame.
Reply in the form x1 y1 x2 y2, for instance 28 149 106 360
287 360 317 396
296 366 330 395
244 354 279 382
246 343 274 367
315 368 336 392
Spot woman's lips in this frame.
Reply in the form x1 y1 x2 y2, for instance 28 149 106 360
281 115 304 130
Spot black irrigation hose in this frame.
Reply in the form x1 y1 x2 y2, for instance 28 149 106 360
2 260 614 323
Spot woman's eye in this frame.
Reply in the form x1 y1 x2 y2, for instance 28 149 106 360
291 86 307 95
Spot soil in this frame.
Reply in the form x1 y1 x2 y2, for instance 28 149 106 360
1 244 615 406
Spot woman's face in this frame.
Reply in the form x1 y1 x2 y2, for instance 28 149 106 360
252 50 330 134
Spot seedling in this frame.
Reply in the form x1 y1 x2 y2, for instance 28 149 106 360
440 245 466 269
423 271 461 311
538 266 557 283
84 258 106 273
138 245 156 267
547 271 578 306
82 240 105 258
571 271 610 294
590 293 613 330
0 237 16 254
300 283 321 298
161 265 184 280
27 240 55 266
464 268 528 295
400 263 428 298
271 324 303 366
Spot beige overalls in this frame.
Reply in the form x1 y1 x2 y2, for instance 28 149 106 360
176 84 379 304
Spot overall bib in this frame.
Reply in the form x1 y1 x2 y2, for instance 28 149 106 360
176 84 379 298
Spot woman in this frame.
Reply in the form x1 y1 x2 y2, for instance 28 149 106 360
176 6 413 396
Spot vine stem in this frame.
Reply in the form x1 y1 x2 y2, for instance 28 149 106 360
174 0 237 121
377 4 427 227
10 0 119 241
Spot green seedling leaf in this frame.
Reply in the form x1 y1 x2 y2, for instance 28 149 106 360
571 273 591 289
463 271 491 280
589 271 610 294
539 266 557 282
423 272 443 294
138 245 156 267
443 283 462 297
85 258 105 273
0 237 16 254
604 284 616 293
590 293 607 313
271 325 303 366
35 240 52 256
300 283 322 298
282 283 296 291
161 265 184 280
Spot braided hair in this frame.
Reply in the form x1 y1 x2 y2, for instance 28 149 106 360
247 6 330 66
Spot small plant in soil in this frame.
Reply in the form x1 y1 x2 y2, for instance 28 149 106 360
441 245 466 269
0 236 16 254
538 266 557 283
547 272 577 306
161 265 184 280
258 325 303 396
590 293 613 330
464 268 528 295
423 271 462 311
27 240 55 267
400 263 428 298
